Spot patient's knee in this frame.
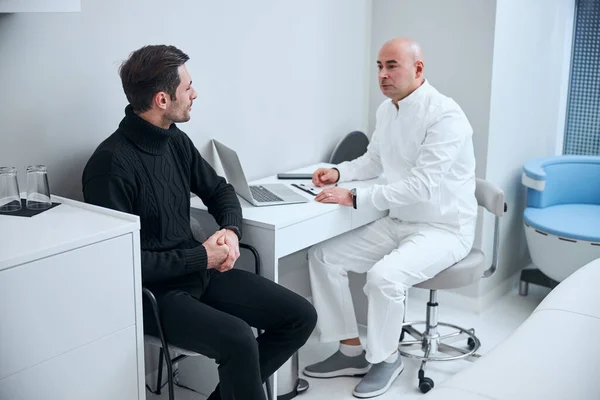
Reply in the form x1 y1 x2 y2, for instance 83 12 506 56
217 322 258 362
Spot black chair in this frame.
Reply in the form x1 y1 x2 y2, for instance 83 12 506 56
329 131 369 164
144 242 267 400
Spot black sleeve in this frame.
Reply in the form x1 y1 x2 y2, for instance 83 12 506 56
183 135 243 239
82 172 208 285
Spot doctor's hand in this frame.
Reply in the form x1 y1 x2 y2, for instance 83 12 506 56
217 229 241 273
312 168 339 187
315 187 352 206
203 229 230 270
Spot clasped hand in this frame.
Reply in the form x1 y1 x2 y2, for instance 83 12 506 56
202 229 240 273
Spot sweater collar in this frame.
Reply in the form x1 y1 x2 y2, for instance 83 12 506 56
120 105 176 155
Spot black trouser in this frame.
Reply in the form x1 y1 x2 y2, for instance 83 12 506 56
144 268 317 400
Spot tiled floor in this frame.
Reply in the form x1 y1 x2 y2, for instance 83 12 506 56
146 286 549 400
147 385 205 400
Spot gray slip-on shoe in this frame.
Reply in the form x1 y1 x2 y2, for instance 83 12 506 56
303 350 371 378
352 356 404 398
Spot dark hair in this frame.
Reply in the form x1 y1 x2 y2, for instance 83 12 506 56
119 45 190 112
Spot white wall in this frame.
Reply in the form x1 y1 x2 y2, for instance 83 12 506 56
479 0 575 297
0 0 371 200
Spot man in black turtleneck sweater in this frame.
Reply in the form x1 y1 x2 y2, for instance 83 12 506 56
82 45 316 400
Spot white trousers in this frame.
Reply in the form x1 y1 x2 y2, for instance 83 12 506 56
308 217 472 364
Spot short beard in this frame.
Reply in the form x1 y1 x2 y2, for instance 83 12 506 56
165 103 190 124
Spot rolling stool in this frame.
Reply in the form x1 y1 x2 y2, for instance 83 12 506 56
398 178 506 393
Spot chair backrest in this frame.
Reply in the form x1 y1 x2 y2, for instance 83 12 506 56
475 178 505 217
523 155 600 208
475 178 506 278
190 215 208 242
329 131 369 164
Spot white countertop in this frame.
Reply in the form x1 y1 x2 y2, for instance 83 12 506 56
0 195 139 271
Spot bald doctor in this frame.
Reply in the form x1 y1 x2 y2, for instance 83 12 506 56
303 38 478 398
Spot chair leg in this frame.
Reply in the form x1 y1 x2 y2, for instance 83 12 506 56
155 348 175 399
418 342 434 394
400 293 408 341
418 344 430 379
438 343 481 361
143 287 176 399
165 353 175 400
519 280 529 296
265 377 273 400
156 348 164 395
403 325 424 340
416 290 439 394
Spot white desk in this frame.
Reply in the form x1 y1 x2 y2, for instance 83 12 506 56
191 163 387 282
186 162 388 397
0 195 145 400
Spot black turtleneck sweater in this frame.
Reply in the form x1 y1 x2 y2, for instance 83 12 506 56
82 105 242 289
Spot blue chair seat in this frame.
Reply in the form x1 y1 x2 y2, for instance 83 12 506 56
524 204 600 242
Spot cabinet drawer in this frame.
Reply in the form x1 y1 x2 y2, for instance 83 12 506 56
277 209 352 257
0 326 139 400
0 234 135 380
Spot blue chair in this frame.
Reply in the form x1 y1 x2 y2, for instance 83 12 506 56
521 155 600 289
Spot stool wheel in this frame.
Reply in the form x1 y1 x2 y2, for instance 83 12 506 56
419 376 434 394
467 337 476 351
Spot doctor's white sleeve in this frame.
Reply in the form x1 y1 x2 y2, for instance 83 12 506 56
334 102 386 182
357 106 472 210
335 129 383 182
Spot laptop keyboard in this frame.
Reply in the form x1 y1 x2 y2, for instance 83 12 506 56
250 186 283 202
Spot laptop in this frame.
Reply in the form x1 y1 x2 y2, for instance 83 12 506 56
212 140 309 206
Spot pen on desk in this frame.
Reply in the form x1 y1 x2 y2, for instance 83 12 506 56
300 183 322 193
292 183 317 196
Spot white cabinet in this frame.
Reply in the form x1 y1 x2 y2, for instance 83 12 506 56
0 0 80 13
0 195 145 400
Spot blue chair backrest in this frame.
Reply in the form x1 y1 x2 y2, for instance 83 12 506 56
524 156 600 208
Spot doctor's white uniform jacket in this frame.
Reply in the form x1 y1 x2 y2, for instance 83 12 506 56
337 80 478 238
